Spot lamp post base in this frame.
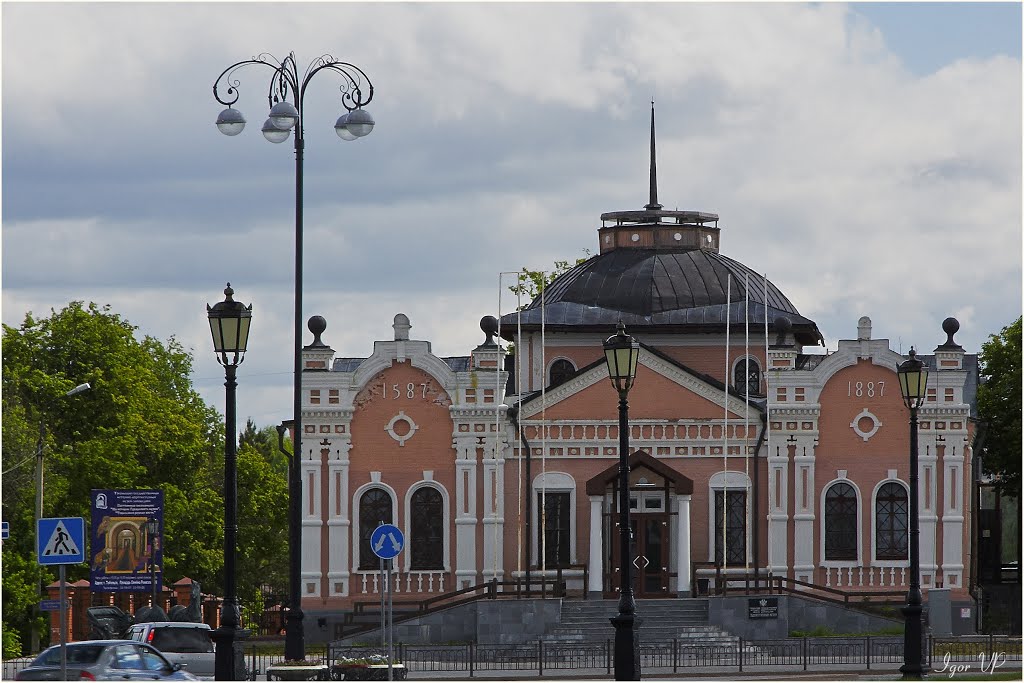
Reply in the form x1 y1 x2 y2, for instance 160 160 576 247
212 625 250 681
900 602 925 679
610 612 641 681
285 608 306 661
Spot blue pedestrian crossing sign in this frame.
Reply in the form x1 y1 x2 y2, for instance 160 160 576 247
1 521 9 540
37 517 85 565
370 524 404 560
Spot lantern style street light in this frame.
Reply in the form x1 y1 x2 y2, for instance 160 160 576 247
212 52 374 662
207 283 252 682
897 347 928 680
603 321 641 681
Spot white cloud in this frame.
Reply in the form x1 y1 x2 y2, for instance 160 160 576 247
3 2 1020 426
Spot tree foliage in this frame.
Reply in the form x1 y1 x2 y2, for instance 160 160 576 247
507 251 591 310
977 316 1022 497
1 301 288 655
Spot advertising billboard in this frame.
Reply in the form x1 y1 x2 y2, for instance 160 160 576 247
90 489 163 592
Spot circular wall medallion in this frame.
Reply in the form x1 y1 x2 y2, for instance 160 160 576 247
385 410 419 447
631 233 640 242
673 232 682 241
850 408 881 442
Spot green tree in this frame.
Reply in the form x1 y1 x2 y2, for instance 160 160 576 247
1 302 225 654
236 442 289 629
239 418 290 475
977 316 1022 497
508 251 591 310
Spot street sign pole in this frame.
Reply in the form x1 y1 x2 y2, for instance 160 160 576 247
369 523 404 681
388 557 394 682
59 564 67 682
379 554 385 652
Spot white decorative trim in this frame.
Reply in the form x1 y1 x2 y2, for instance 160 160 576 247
385 410 419 447
850 408 881 442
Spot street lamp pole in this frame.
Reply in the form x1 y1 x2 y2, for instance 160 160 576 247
212 53 374 662
603 322 641 681
207 284 253 682
32 382 91 652
146 520 160 610
897 347 928 680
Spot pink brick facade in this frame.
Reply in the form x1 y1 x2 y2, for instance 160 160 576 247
295 311 976 614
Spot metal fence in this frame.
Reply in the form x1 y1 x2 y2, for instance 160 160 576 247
4 635 1020 680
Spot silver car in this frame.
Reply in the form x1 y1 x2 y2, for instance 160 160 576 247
14 640 199 680
125 623 215 680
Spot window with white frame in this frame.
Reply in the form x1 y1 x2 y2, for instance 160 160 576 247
549 358 576 388
733 357 762 396
358 488 393 570
409 486 444 570
714 490 746 566
708 472 750 566
875 482 908 561
823 482 858 561
539 491 571 568
532 472 576 568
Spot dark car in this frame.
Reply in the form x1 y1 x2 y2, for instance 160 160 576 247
14 640 199 681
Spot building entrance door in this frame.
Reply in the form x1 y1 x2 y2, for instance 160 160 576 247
631 514 669 596
608 511 670 597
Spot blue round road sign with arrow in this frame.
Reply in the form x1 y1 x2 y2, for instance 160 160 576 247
370 523 404 560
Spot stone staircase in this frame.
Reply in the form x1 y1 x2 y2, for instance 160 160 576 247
542 598 744 646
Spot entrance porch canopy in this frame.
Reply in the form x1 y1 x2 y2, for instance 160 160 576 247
585 451 694 496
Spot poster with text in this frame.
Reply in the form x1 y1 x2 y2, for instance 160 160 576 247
90 489 163 592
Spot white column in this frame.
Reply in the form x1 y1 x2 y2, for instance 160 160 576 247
919 435 939 587
792 437 816 583
454 438 478 590
482 442 505 582
301 441 322 597
676 494 691 595
327 438 352 596
767 436 790 576
940 439 967 589
588 496 603 596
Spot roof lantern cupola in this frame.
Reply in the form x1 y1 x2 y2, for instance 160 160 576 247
599 102 720 254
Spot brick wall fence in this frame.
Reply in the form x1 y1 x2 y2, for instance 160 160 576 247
45 576 222 642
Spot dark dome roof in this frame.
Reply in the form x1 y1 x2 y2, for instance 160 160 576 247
500 248 823 345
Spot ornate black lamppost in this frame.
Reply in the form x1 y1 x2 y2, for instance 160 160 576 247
212 52 374 662
207 284 252 681
897 347 928 680
603 321 641 681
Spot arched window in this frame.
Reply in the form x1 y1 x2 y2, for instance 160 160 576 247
409 487 444 570
734 358 761 396
875 482 909 560
549 359 576 387
824 482 858 560
358 488 393 570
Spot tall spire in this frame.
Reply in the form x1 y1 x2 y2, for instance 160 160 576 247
645 100 663 211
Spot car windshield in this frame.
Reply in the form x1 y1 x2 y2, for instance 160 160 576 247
151 628 213 653
34 644 105 666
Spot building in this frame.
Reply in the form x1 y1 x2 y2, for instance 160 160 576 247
294 109 979 639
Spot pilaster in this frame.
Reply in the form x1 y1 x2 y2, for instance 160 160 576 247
588 496 603 597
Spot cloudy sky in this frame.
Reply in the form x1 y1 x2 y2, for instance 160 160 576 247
3 2 1021 429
